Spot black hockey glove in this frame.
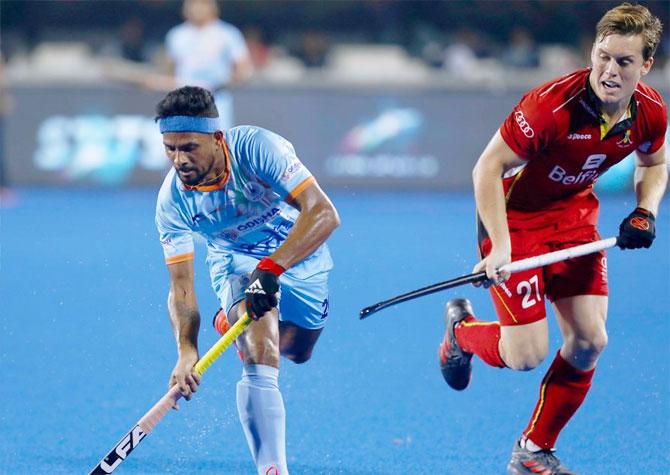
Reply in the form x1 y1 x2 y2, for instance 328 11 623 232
617 207 655 249
244 257 284 320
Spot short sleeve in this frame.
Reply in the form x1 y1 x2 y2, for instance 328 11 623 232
156 196 194 265
637 99 668 155
246 128 315 201
500 91 556 160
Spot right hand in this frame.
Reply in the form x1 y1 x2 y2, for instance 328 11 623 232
473 245 511 287
168 349 201 410
244 257 284 320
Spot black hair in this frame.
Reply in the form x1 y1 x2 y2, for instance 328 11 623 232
155 86 219 121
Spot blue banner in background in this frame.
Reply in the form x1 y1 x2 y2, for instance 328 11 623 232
5 85 669 191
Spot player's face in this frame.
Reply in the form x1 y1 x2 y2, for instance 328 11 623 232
163 132 218 186
183 0 218 25
590 33 653 110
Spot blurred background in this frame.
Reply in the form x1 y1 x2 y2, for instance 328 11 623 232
1 0 668 193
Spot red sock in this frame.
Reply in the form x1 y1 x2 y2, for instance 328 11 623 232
523 351 595 449
454 317 506 368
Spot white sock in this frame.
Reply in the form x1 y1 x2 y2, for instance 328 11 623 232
522 437 543 452
236 364 288 475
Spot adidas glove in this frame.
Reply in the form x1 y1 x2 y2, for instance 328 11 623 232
617 207 656 249
244 257 285 320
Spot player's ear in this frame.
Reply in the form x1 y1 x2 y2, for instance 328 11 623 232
640 56 653 76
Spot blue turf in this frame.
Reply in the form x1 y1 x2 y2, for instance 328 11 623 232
1 189 668 474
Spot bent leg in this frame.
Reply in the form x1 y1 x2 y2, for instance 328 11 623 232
522 295 607 450
279 321 323 364
455 316 549 370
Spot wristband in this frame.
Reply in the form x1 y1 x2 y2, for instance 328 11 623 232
257 257 286 276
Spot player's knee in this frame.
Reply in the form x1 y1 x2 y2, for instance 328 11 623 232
501 336 548 371
504 346 548 371
244 337 280 365
575 330 608 356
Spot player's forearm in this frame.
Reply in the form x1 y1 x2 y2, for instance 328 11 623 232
270 202 340 270
167 289 200 355
634 162 668 216
473 162 511 252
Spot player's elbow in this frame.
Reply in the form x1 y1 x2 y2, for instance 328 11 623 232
320 202 340 234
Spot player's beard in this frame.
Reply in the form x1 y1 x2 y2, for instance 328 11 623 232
177 158 215 187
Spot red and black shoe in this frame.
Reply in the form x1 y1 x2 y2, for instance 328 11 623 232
212 308 245 362
507 439 577 475
438 298 474 391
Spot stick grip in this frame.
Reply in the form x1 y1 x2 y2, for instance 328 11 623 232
138 386 182 434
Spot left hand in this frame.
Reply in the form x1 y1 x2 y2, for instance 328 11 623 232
244 258 284 320
617 207 656 249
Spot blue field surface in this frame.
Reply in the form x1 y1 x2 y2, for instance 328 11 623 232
1 189 668 474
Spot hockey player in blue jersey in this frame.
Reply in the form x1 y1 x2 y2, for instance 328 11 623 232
155 86 340 475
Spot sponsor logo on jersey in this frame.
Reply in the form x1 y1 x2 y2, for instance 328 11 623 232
281 160 303 182
235 207 281 232
514 110 535 138
548 166 599 185
582 154 606 170
567 133 592 140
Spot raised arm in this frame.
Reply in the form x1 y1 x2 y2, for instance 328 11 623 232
472 130 527 282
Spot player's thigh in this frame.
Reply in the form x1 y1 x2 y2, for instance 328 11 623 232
552 295 608 347
480 231 550 367
479 231 550 327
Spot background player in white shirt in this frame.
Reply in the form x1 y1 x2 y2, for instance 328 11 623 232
155 86 339 474
147 0 252 130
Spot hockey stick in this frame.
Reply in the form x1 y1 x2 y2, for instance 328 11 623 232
359 237 618 319
89 313 253 474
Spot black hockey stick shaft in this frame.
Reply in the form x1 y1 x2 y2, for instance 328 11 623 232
359 271 487 319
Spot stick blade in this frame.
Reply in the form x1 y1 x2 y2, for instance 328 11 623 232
359 305 377 319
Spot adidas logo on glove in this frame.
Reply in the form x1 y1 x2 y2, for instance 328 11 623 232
246 279 266 294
